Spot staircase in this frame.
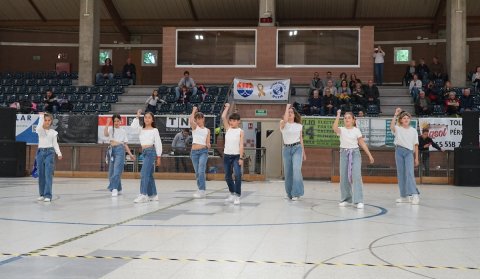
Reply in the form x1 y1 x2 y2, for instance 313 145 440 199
111 85 159 114
378 85 414 116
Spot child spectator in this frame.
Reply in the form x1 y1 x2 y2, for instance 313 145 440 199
444 91 460 115
418 128 443 176
409 74 422 101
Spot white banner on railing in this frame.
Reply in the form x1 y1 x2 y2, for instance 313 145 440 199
418 118 480 150
233 78 290 101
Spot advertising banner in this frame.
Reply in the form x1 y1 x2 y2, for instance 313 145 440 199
233 78 290 101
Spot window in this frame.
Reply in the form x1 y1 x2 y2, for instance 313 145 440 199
394 47 412 64
277 28 360 67
142 50 158 66
99 49 112 65
176 29 256 67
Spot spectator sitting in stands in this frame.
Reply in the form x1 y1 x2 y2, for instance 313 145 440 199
416 58 430 81
352 81 366 109
335 72 347 88
409 74 422 101
178 86 191 104
309 72 323 95
364 79 380 107
459 88 476 114
145 89 165 114
322 87 337 116
308 89 322 115
430 56 446 81
337 79 351 95
349 74 358 91
175 71 197 100
324 71 335 86
472 66 480 93
122 57 136 85
415 91 432 116
43 90 58 114
357 110 365 117
404 60 417 86
336 91 351 112
442 81 454 100
425 80 442 105
444 91 460 116
324 79 338 96
96 58 114 83
57 94 72 112
20 98 34 114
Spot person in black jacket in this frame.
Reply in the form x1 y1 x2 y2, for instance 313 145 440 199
122 57 136 85
364 80 380 107
459 88 476 114
418 128 444 176
416 58 430 81
322 88 337 116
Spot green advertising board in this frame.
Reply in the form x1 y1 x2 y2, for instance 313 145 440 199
302 117 342 147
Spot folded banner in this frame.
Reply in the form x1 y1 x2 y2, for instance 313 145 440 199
233 78 290 101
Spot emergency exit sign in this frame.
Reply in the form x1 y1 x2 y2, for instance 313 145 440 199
255 109 267 116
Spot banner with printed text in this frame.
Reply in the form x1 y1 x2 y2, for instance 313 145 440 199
97 115 216 145
418 118 480 150
233 78 290 101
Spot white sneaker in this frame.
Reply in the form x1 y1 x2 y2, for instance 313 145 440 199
284 195 292 200
233 196 241 205
43 198 51 202
193 190 206 199
338 201 352 207
149 195 159 201
111 189 118 197
411 194 420 205
134 194 149 203
225 194 235 203
356 203 364 209
291 197 300 201
37 196 44 201
396 197 411 203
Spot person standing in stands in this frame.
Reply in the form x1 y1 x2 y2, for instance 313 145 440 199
309 72 323 95
390 108 420 205
122 57 136 85
104 114 135 197
35 113 62 202
416 58 430 81
175 71 197 100
145 89 165 114
373 46 385 85
131 109 162 203
418 128 443 177
221 103 244 205
333 109 374 209
189 106 211 198
172 128 191 173
96 58 114 83
280 104 306 201
43 90 58 114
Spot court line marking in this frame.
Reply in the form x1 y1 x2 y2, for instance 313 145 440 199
0 252 478 271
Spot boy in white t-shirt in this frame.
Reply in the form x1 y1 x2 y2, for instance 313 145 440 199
333 110 374 209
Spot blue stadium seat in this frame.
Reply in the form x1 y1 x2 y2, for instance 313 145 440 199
98 103 111 113
212 103 223 114
203 94 215 103
101 86 112 94
113 86 124 94
199 103 212 113
78 86 89 94
172 103 185 114
31 94 42 103
366 104 380 117
189 94 202 104
82 94 93 103
89 86 100 94
94 94 106 103
432 105 445 116
6 95 18 103
207 86 218 96
65 86 77 94
85 103 98 113
165 93 177 103
216 94 226 103
185 103 193 114
158 103 171 114
106 94 118 103
158 85 169 95
68 94 81 103
0 94 4 103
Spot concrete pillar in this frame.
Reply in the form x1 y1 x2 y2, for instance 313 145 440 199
446 0 466 87
78 0 100 85
258 0 275 27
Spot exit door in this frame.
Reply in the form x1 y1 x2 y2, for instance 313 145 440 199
261 121 283 179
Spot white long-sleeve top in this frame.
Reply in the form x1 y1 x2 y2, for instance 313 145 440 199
131 118 163 156
36 114 62 156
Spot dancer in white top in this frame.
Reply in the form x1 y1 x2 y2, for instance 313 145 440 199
189 106 211 198
221 103 244 205
35 113 62 202
131 109 162 203
333 109 374 209
390 108 420 204
280 104 306 201
104 114 135 197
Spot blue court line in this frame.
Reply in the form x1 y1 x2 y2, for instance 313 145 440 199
0 204 388 228
0 256 22 266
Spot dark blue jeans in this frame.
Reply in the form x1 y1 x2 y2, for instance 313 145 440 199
223 154 242 196
36 148 55 199
374 63 384 85
140 147 157 196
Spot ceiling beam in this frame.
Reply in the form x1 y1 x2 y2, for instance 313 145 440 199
28 0 46 22
102 0 130 42
187 0 199 21
352 0 359 19
2 17 480 28
432 0 446 33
